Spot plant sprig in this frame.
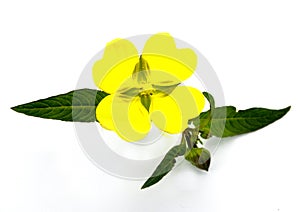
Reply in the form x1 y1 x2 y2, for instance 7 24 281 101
11 89 291 189
141 92 290 189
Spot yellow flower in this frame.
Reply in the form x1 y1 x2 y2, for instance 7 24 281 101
93 33 205 141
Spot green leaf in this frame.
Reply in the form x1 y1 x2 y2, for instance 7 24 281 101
185 148 211 171
182 128 199 149
140 94 151 112
200 106 291 138
203 91 215 112
152 84 179 95
11 89 108 122
141 141 186 189
188 92 215 129
132 55 151 84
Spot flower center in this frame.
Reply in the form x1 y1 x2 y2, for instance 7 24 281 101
140 89 155 96
130 55 173 112
138 89 155 112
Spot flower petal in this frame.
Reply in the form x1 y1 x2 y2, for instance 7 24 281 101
92 39 139 94
172 86 205 119
150 86 205 133
150 94 183 133
112 95 151 141
142 33 197 85
95 95 115 130
97 94 151 142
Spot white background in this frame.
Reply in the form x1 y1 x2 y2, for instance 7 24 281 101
1 0 299 211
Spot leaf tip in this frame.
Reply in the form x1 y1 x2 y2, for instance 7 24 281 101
140 182 150 190
280 106 291 117
202 165 210 172
11 105 19 112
